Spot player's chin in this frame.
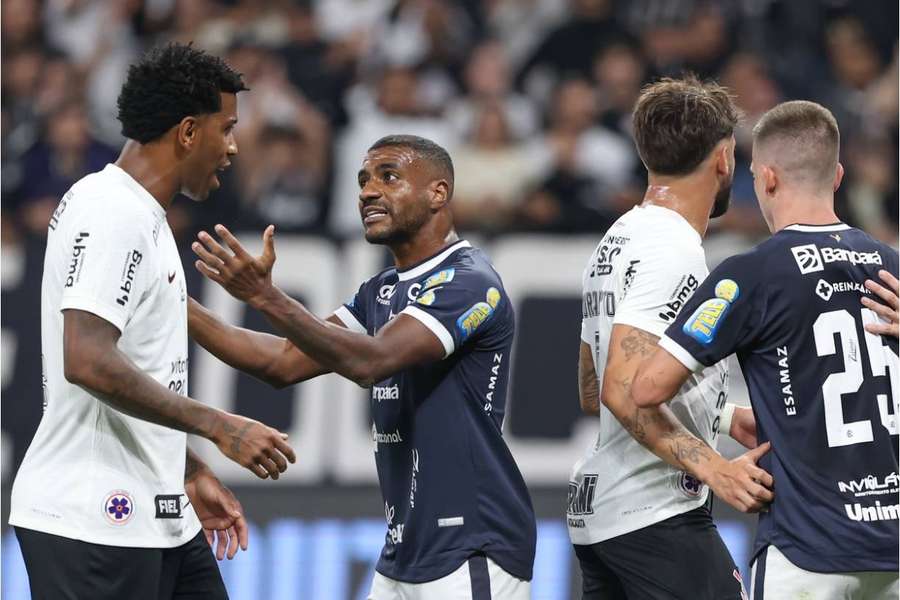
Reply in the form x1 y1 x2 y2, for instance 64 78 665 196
363 224 394 244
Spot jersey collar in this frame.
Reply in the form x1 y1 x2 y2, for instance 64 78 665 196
397 240 471 281
784 223 850 233
104 163 167 218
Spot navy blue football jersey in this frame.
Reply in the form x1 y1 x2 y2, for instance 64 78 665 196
334 240 536 583
660 223 899 573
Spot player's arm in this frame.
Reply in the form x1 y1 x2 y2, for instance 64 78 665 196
63 309 295 479
193 225 445 387
601 324 773 512
862 268 899 338
188 296 334 388
578 341 600 416
185 448 248 560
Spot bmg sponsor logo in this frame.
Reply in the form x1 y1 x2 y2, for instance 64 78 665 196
64 232 90 287
659 274 699 322
116 249 144 306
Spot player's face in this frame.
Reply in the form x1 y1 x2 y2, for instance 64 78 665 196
357 147 432 244
182 92 238 201
710 138 735 218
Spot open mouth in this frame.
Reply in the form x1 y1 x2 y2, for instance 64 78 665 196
362 206 390 225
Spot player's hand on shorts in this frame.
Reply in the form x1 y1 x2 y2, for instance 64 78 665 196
185 471 249 560
730 406 758 449
193 224 277 307
862 269 898 339
212 413 296 480
708 441 774 513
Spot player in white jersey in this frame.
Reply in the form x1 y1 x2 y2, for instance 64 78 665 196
9 44 295 599
568 76 774 599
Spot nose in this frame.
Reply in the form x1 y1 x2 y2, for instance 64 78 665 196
227 132 238 156
359 180 382 203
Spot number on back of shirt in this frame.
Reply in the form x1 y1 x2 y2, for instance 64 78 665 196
813 308 898 447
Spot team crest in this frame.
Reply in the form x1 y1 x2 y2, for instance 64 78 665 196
103 490 134 525
677 472 704 497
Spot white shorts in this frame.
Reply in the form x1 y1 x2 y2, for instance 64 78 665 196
367 555 530 600
751 545 898 600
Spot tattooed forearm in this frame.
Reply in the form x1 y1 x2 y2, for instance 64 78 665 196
578 342 601 415
185 448 204 482
620 329 659 361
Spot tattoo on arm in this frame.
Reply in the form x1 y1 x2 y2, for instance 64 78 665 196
222 421 254 456
619 329 658 361
578 349 601 414
185 448 206 483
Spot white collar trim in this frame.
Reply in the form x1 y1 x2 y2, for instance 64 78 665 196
784 223 850 233
397 240 471 281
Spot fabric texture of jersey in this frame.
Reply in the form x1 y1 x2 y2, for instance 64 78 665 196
334 240 536 584
9 164 200 548
662 223 899 573
568 204 729 545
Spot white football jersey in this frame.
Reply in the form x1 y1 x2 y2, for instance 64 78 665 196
567 204 729 545
9 164 201 548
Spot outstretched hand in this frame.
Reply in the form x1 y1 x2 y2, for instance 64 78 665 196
193 225 277 307
707 441 774 513
862 269 899 339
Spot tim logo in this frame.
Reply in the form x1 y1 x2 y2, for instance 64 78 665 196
116 249 143 306
567 474 598 516
154 494 183 519
791 244 824 274
64 232 90 287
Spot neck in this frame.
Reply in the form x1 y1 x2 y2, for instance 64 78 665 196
114 139 181 211
641 171 717 238
770 191 840 232
389 224 459 271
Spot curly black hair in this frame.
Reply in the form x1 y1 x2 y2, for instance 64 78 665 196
117 43 247 144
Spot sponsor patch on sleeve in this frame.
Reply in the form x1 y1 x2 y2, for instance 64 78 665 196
422 268 455 291
682 279 740 344
456 287 502 341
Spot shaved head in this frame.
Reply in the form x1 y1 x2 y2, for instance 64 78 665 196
752 101 840 192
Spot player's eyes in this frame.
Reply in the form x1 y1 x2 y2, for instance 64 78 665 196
383 173 399 183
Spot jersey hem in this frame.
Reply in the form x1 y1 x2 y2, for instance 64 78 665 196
753 541 899 574
401 306 455 357
659 335 704 372
8 515 202 549
568 493 709 545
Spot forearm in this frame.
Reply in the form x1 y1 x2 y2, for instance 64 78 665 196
185 447 212 483
251 285 382 385
70 346 223 440
578 341 600 415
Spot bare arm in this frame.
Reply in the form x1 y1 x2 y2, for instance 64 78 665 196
193 226 445 387
188 297 334 388
578 341 600 416
63 309 295 479
601 324 773 512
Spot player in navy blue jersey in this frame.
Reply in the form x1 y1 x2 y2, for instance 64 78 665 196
627 101 899 599
189 135 535 599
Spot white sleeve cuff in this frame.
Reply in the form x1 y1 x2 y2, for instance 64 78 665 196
59 296 127 333
401 305 455 358
659 335 704 372
333 305 366 334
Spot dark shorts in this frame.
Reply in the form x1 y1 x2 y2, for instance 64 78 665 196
15 527 227 600
573 506 746 600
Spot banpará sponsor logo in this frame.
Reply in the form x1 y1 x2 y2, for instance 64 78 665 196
372 384 399 402
116 249 143 307
791 244 882 274
845 501 899 522
838 472 899 498
659 274 699 322
65 232 90 287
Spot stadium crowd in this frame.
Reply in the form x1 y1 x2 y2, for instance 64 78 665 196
2 0 897 247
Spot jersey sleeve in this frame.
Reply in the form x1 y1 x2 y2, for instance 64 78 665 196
58 204 155 333
400 267 503 358
659 252 767 372
334 280 370 334
611 244 709 338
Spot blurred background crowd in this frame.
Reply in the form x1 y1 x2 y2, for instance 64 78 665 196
2 0 898 248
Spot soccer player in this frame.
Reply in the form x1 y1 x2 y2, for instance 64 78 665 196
189 135 536 599
568 76 774 600
630 101 899 599
9 44 296 599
